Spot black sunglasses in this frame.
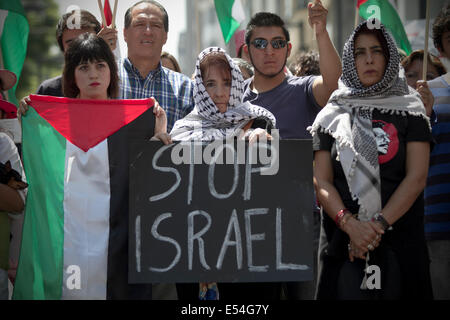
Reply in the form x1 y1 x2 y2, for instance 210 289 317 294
250 38 288 50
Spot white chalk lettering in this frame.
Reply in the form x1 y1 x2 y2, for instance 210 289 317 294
216 209 243 270
149 144 180 202
245 208 269 272
208 143 239 199
149 213 181 272
136 215 141 272
188 210 212 270
276 208 309 270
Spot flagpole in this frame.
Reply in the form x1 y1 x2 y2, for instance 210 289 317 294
355 0 359 28
195 0 201 54
97 0 107 26
111 0 118 29
423 0 430 81
312 0 320 41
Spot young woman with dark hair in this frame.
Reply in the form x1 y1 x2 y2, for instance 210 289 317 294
63 33 119 99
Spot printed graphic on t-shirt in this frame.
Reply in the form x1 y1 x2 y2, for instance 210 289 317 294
372 120 398 164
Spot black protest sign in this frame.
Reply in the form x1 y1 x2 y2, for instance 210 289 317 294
129 139 314 283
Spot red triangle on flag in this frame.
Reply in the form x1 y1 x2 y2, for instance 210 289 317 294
29 95 154 152
356 0 367 8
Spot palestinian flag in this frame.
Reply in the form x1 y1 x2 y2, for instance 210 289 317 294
214 0 245 44
0 0 29 105
103 0 113 27
357 0 412 55
103 0 121 60
13 95 155 300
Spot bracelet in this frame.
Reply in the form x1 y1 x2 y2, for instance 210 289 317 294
334 208 350 227
339 213 354 230
373 212 392 231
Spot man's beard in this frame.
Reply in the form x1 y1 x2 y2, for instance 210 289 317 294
249 50 288 79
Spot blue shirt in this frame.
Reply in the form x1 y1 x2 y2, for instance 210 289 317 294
243 75 320 139
119 58 194 131
425 75 450 240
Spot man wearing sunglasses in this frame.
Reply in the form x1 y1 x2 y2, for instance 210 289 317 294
242 1 341 140
239 1 341 300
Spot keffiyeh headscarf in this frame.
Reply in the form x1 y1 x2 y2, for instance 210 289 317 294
170 47 275 141
309 20 429 221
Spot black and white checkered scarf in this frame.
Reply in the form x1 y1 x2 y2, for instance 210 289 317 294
309 20 429 221
170 47 275 141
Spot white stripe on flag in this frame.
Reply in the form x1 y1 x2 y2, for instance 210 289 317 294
62 140 111 300
0 10 8 38
231 0 245 23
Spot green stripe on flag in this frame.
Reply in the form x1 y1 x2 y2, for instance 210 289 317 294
214 0 241 44
358 0 411 55
0 1 29 106
13 108 66 300
0 0 26 15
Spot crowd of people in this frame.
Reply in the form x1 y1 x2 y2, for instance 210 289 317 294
0 0 449 300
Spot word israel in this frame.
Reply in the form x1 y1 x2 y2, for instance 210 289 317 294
142 207 309 273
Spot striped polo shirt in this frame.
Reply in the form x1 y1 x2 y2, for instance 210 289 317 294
425 75 450 240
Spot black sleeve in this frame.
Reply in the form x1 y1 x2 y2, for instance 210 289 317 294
36 77 64 97
313 131 334 152
406 114 433 143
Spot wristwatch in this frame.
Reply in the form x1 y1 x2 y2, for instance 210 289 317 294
373 212 393 231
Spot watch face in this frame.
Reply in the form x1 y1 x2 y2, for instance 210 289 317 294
375 214 389 230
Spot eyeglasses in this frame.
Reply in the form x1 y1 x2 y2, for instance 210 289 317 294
250 38 288 50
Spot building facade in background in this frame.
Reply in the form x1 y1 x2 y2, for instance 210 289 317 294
177 0 447 77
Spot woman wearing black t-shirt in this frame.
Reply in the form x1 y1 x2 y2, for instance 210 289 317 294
309 21 433 299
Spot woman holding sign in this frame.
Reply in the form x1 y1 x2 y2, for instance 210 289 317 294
170 47 275 142
169 47 276 300
310 20 433 299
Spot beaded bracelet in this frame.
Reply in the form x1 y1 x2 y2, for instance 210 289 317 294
334 208 350 227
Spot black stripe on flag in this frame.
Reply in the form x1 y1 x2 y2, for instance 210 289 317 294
107 108 155 299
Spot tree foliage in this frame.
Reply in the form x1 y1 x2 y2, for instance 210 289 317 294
16 0 62 99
